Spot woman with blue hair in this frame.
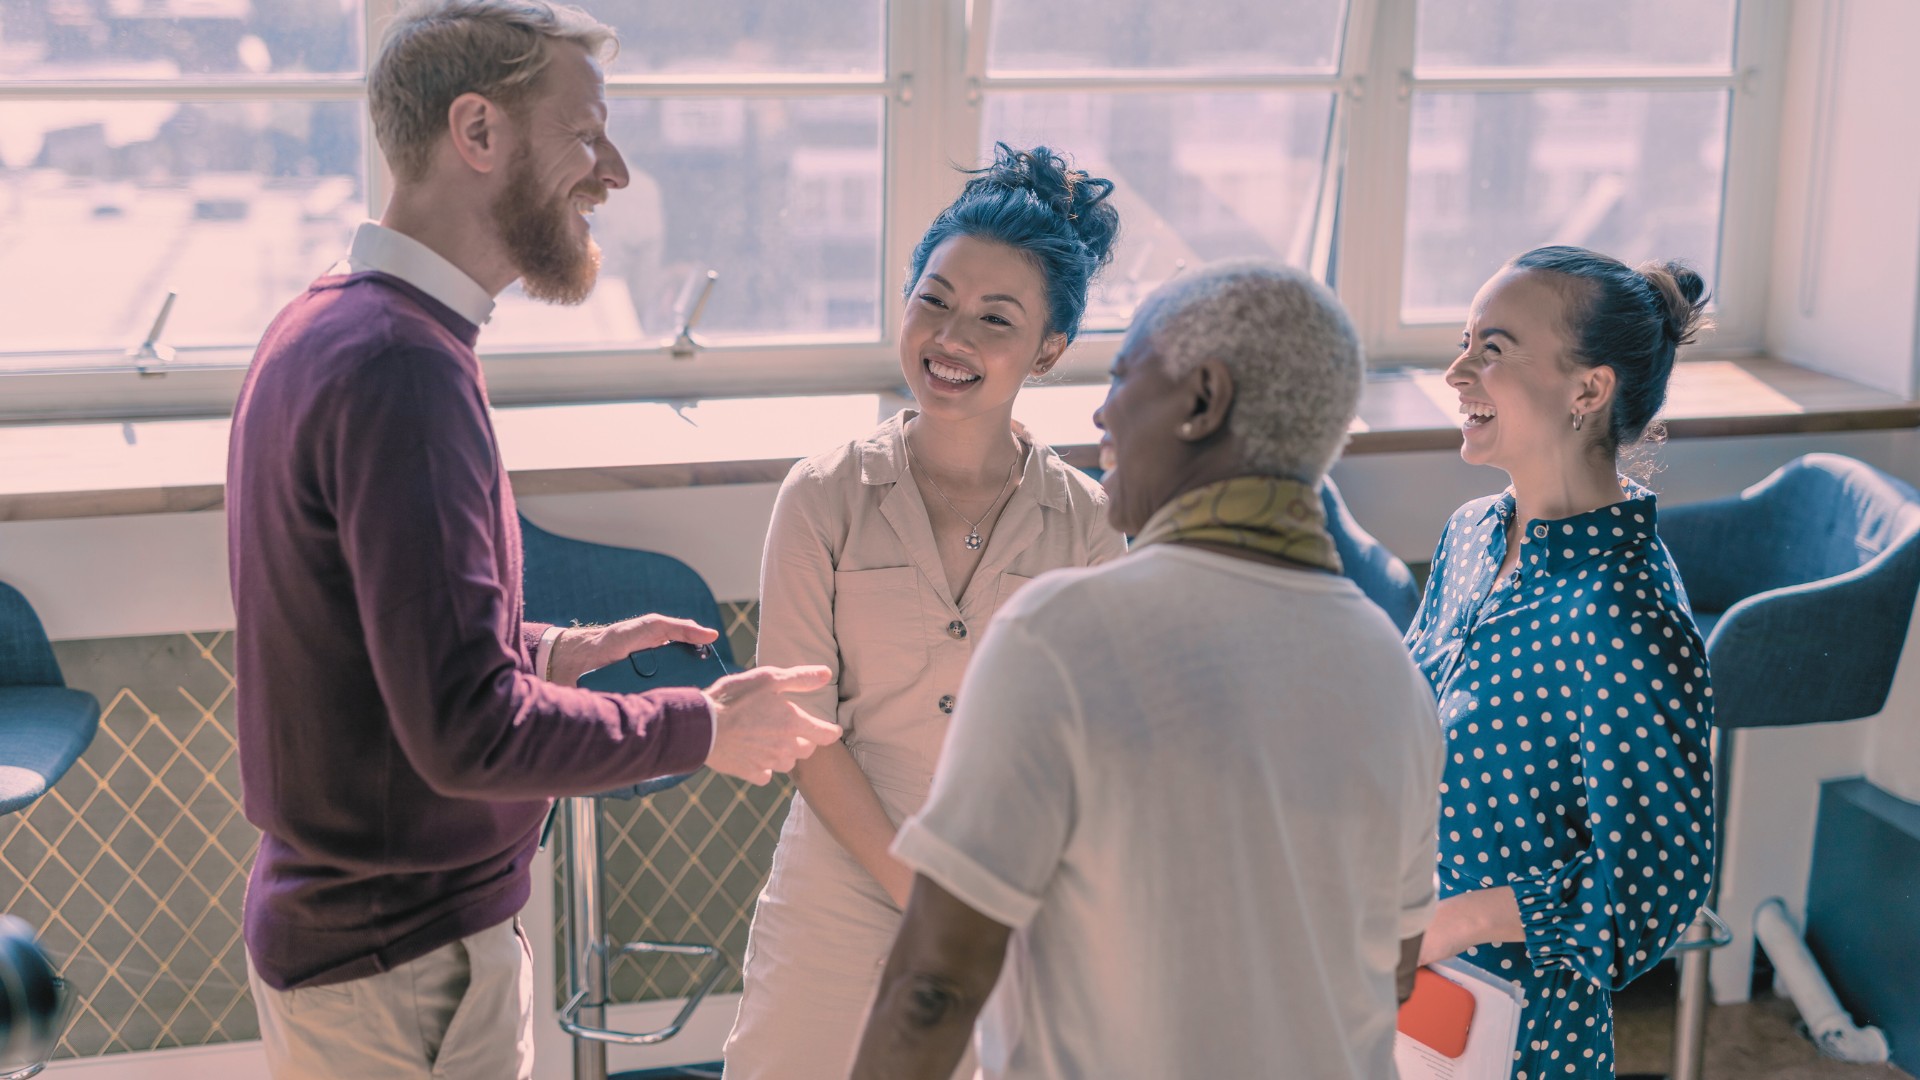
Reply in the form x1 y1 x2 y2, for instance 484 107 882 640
723 145 1126 1080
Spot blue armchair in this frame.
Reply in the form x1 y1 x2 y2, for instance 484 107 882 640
1 580 97 1078
1646 454 1920 1080
1321 477 1422 633
0 581 100 818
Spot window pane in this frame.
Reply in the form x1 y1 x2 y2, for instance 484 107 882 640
1414 0 1736 72
0 0 363 78
1401 90 1729 323
0 101 363 365
593 0 883 77
484 96 884 350
980 92 1335 330
988 0 1345 75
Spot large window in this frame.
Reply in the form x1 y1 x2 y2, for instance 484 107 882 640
1387 0 1748 339
0 0 1780 419
977 0 1348 331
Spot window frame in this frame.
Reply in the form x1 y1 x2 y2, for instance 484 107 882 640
1337 0 1790 366
0 0 1791 422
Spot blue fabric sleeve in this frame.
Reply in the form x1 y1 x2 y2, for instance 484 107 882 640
1509 606 1714 989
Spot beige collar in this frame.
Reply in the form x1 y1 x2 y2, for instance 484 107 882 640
856 410 1069 512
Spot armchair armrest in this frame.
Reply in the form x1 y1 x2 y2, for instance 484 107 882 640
1707 548 1920 729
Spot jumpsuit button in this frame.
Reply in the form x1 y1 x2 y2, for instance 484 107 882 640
947 619 968 639
937 694 956 715
1532 524 1548 539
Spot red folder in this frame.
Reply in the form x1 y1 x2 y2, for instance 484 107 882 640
1397 967 1477 1058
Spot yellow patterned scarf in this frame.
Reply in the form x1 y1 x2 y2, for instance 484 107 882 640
1132 475 1342 574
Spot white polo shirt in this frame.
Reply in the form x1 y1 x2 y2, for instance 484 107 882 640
895 543 1444 1080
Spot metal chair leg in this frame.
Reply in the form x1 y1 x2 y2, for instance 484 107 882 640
0 977 73 1080
562 797 609 1080
557 795 729 1080
1671 918 1715 1080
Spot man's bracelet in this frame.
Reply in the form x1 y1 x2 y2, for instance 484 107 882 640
540 626 567 683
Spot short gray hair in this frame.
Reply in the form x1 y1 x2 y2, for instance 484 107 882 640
1131 259 1362 483
371 0 617 183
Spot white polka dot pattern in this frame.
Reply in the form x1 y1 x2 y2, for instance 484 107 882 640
1405 482 1715 1080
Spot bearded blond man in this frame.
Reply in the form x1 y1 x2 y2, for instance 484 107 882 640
227 3 840 1076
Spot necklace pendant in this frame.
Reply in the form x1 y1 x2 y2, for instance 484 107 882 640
965 531 983 551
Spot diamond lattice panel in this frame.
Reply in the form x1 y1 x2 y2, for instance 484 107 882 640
2 604 778 1060
0 632 259 1059
594 772 791 1002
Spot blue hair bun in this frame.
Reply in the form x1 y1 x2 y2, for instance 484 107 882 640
906 143 1123 342
970 143 1121 269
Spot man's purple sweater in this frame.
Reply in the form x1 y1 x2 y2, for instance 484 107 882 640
228 271 713 990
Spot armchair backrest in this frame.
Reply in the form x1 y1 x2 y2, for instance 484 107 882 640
1750 454 1920 585
1661 454 1920 729
1321 478 1421 633
519 516 738 668
1662 453 1920 615
0 581 65 689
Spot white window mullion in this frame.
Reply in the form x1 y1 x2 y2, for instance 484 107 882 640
1336 0 1419 362
880 0 951 358
0 78 362 101
1408 72 1742 91
1311 0 1380 284
1709 0 1793 355
980 73 1351 92
363 0 399 221
946 0 988 200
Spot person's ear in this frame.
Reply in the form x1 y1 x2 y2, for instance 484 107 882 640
1030 332 1069 379
1572 364 1616 423
1177 359 1235 442
446 92 512 175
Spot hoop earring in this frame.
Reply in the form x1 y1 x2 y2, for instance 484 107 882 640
1571 411 1585 432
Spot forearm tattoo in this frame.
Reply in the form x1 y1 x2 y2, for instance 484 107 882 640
903 974 969 1029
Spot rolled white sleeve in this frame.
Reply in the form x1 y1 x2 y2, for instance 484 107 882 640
891 617 1080 931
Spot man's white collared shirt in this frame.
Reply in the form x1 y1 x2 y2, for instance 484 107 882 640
334 221 495 327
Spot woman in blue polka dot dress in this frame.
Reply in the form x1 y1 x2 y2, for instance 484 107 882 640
1404 246 1715 1079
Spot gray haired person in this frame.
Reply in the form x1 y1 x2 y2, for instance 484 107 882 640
853 260 1442 1079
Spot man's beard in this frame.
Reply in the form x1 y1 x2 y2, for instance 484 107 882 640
493 146 604 306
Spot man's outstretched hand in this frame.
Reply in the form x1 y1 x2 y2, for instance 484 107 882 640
704 665 840 785
547 615 720 687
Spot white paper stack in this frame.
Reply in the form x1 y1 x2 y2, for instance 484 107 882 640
1393 958 1527 1080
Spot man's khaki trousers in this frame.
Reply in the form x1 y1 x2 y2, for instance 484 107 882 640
247 918 534 1079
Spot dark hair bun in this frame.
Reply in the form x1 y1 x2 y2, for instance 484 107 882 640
978 143 1121 269
1637 259 1711 347
1509 244 1703 457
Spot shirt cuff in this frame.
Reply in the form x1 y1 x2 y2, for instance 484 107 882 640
534 625 567 683
1510 872 1581 972
699 691 720 762
891 817 1039 930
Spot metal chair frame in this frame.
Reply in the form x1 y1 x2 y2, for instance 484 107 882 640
557 797 729 1078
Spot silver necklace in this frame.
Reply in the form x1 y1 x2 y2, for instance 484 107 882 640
904 427 1022 551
